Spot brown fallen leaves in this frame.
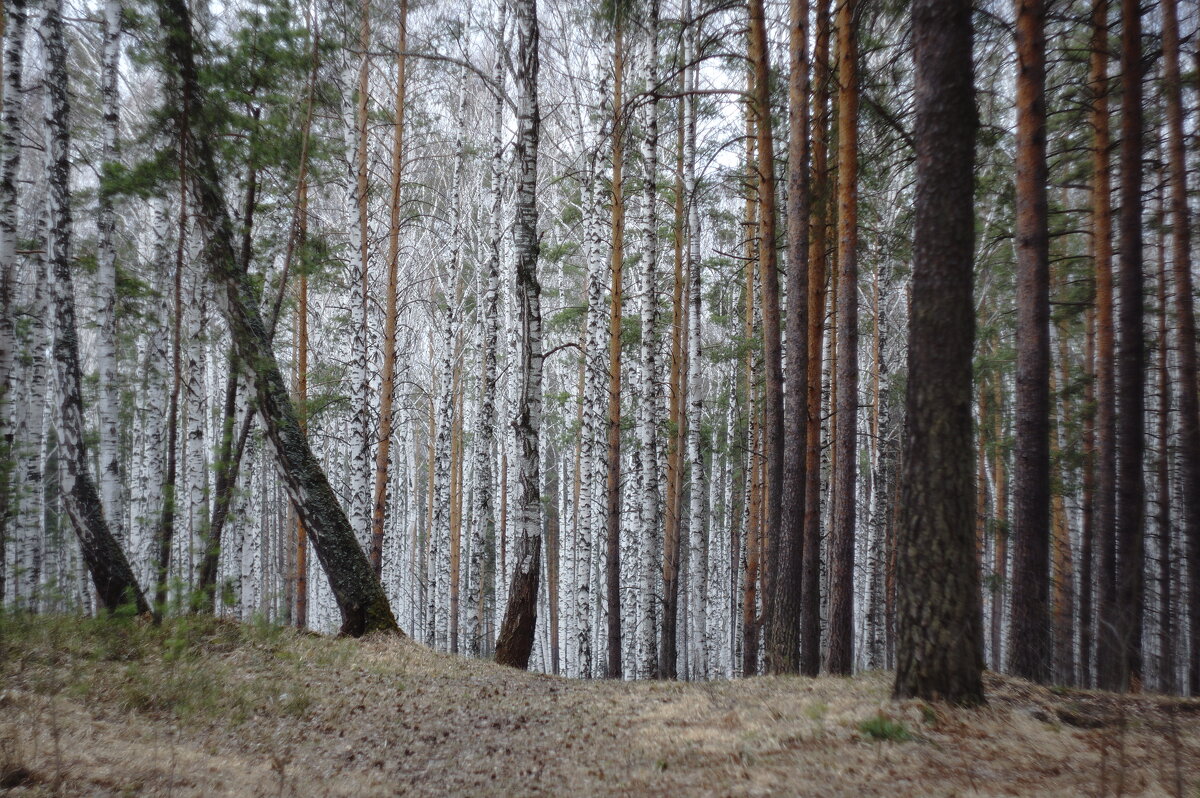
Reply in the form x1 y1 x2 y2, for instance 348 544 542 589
0 615 1196 797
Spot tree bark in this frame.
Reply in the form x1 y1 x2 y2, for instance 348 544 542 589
351 0 374 555
767 0 810 676
605 14 626 680
1114 0 1145 692
1080 308 1096 686
96 0 123 540
371 0 409 580
1154 186 1174 693
1008 0 1052 683
746 0 785 677
0 0 28 607
636 0 662 679
893 0 984 705
828 0 858 676
469 1 506 659
661 0 690 679
1090 0 1120 693
1161 0 1200 697
800 0 831 678
494 0 542 669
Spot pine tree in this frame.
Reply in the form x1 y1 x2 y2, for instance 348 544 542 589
894 0 984 705
1009 0 1052 683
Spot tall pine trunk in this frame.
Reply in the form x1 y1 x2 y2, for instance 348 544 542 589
1091 0 1120 692
893 0 984 705
370 0 409 580
767 0 810 675
1114 0 1145 691
605 15 626 679
1009 0 1052 683
660 3 689 680
801 0 831 678
828 0 858 676
748 0 785 676
1161 0 1200 697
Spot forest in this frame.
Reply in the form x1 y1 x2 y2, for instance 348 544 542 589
1 0 1199 727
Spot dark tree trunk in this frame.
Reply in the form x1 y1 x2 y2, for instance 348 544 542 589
1091 0 1121 693
1114 0 1145 691
893 0 984 706
767 0 810 675
43 0 149 616
1008 0 1052 683
1162 0 1200 697
494 0 542 670
748 0 785 675
800 0 831 678
828 0 858 676
153 0 398 637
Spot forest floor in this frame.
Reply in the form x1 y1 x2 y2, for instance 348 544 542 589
0 615 1197 797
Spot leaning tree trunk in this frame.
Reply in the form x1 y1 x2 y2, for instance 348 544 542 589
43 0 149 615
893 0 984 705
153 0 398 637
494 0 541 669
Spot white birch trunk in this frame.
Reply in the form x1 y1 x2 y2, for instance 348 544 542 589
685 72 707 678
468 0 507 660
43 0 146 613
493 0 542 669
636 0 662 678
96 0 123 539
0 0 28 606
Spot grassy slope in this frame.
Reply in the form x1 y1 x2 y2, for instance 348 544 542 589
0 615 1196 796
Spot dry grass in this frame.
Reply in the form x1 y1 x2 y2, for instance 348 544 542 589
0 614 1196 796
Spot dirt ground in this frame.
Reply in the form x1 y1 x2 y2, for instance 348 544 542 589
1 616 1196 796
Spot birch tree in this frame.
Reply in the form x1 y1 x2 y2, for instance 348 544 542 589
494 0 541 670
43 0 148 615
